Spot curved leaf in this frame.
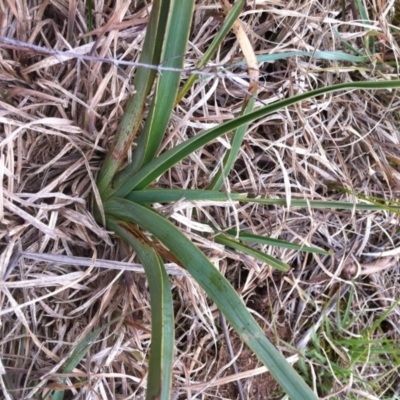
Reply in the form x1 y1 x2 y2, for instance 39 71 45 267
107 218 174 400
207 94 257 191
214 233 290 272
104 197 318 400
125 188 400 211
52 320 117 400
224 229 332 255
109 79 400 198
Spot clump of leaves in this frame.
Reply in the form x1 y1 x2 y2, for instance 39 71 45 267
93 1 400 399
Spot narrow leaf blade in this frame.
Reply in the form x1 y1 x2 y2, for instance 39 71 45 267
125 189 400 211
224 229 332 255
111 79 400 197
116 0 195 177
208 96 256 190
214 234 290 272
126 189 332 256
107 219 174 400
126 188 248 203
175 0 246 104
104 198 318 400
97 0 170 196
52 323 109 400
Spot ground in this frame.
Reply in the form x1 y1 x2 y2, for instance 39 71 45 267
1 1 400 399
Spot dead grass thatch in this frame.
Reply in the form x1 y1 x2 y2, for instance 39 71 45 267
1 1 400 399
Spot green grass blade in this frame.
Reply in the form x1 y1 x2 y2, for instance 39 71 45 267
106 218 174 400
116 0 195 177
104 198 318 400
251 197 400 211
125 189 400 212
332 27 368 58
126 189 331 255
354 0 374 53
126 188 248 203
328 184 400 216
86 0 93 40
244 196 400 213
51 323 108 400
224 229 332 255
196 50 377 85
61 329 103 372
214 233 290 272
234 51 371 66
111 79 400 197
175 0 246 104
208 96 256 190
97 0 170 196
364 294 400 336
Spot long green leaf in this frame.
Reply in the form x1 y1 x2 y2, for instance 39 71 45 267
208 96 256 190
104 197 318 400
108 79 400 198
175 0 246 104
235 51 371 66
354 0 375 53
52 322 110 400
126 188 248 203
126 189 332 255
200 51 375 88
214 233 290 272
118 0 195 176
86 0 93 39
125 189 400 211
107 219 174 400
97 0 170 196
328 184 400 216
223 229 332 255
237 197 400 211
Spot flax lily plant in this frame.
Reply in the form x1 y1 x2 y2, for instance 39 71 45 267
94 1 400 399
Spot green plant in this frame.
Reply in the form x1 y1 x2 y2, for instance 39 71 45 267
298 290 400 398
93 1 400 399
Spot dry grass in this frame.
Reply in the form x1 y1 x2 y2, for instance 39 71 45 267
1 0 400 399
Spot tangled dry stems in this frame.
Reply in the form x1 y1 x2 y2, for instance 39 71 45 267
1 0 400 399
